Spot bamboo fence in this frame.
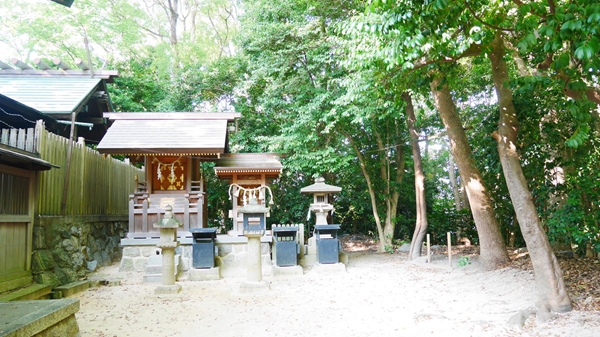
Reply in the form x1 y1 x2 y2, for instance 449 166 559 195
36 122 144 216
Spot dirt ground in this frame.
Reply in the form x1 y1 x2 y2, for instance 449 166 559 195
74 240 600 337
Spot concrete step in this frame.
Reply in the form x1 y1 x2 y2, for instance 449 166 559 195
0 283 52 302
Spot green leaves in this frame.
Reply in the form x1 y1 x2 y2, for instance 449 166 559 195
517 33 537 53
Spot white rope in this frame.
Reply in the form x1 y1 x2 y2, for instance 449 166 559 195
228 183 275 206
0 106 37 125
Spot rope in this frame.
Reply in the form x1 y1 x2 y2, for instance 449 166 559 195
0 106 37 125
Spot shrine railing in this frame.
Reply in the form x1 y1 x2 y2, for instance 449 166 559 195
127 191 205 239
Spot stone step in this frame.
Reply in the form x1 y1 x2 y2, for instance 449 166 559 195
143 254 181 284
53 280 91 298
0 283 52 302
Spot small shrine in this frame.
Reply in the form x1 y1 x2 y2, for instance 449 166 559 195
214 153 283 236
97 112 239 239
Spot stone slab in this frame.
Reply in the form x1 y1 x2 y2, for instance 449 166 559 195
0 274 33 294
54 280 90 298
272 265 304 277
143 274 163 283
311 262 346 274
188 267 221 281
0 283 51 302
154 284 182 295
339 252 349 265
0 299 80 337
239 281 270 294
300 254 317 268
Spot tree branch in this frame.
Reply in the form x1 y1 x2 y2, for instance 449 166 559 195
465 1 515 32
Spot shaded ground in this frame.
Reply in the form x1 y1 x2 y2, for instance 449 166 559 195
74 238 600 337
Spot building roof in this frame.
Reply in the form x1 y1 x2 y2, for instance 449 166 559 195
300 177 342 194
104 112 240 121
0 94 58 129
0 77 102 115
0 144 58 171
214 153 283 174
96 119 230 156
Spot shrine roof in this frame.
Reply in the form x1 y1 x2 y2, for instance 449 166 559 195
97 118 230 156
103 112 240 121
214 153 283 174
0 77 104 115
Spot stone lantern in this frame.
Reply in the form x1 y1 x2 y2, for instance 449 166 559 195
301 177 346 270
153 205 183 294
237 198 270 292
300 176 342 225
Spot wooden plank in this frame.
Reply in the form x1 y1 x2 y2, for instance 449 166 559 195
0 223 7 273
9 129 17 147
1 129 9 146
25 128 34 153
17 129 26 151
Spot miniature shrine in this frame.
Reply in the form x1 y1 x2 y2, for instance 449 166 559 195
97 112 239 239
213 153 283 236
96 114 283 281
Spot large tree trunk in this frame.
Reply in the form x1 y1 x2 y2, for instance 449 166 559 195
430 75 510 270
344 123 403 253
403 93 428 259
489 33 571 312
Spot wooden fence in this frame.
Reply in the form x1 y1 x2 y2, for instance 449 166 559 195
35 121 144 216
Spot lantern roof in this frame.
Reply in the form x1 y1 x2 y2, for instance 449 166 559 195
300 177 342 194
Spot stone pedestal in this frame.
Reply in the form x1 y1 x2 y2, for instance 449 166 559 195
246 234 263 282
188 267 221 281
272 265 303 277
240 233 270 292
153 205 182 295
312 262 346 274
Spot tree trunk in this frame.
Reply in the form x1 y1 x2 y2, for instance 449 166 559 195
448 149 461 211
403 93 428 259
430 74 510 270
489 33 571 312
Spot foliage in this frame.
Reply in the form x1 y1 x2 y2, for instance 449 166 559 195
458 256 471 267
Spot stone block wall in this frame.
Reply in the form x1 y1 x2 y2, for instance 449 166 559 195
119 237 273 279
32 216 127 288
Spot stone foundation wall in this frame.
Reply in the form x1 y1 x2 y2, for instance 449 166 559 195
119 236 273 278
32 216 128 288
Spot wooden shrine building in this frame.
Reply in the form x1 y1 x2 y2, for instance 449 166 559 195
97 112 239 239
214 153 283 236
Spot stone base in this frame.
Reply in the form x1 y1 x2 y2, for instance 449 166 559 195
300 254 316 268
272 265 304 277
188 267 221 281
54 280 90 298
239 281 270 294
312 262 346 274
154 284 182 295
0 299 80 337
339 252 349 265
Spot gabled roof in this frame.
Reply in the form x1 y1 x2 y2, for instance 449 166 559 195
0 77 102 115
214 153 283 174
97 113 240 156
